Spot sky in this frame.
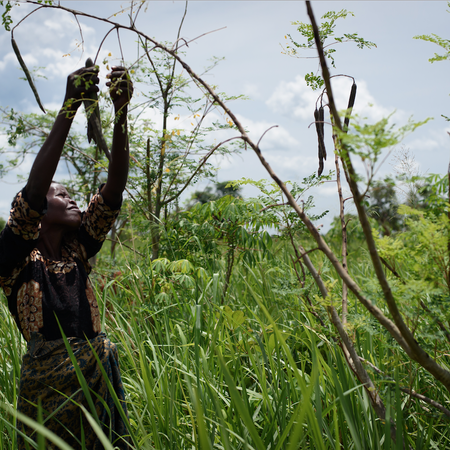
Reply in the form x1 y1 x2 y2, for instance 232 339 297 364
1 1 449 229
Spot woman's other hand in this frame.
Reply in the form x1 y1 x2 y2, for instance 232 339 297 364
106 66 133 112
63 65 100 112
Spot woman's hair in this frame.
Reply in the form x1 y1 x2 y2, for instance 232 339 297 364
11 181 65 210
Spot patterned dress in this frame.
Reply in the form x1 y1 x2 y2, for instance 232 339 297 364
0 187 130 449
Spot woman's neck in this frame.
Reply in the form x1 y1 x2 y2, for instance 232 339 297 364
36 230 65 260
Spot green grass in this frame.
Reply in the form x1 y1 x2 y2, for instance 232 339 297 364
1 243 450 449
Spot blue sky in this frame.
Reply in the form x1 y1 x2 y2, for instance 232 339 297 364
1 1 449 228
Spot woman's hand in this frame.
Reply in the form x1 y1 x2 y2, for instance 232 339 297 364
106 66 133 112
63 66 100 112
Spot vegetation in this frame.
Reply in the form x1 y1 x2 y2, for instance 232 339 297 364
1 1 450 449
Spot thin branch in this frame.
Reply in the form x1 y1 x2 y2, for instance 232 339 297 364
360 357 450 418
334 151 348 324
94 26 116 64
105 238 144 257
174 26 228 53
291 246 321 264
11 5 45 33
257 125 279 148
162 136 243 206
260 202 289 212
117 27 125 65
73 13 85 55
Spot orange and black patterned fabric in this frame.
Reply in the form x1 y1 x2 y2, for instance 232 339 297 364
17 332 130 449
0 186 120 342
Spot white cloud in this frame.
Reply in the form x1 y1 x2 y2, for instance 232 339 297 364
264 152 317 177
235 114 299 151
241 83 261 100
266 75 316 120
266 75 408 125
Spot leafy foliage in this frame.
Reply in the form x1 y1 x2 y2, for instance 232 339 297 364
337 113 431 188
414 1 450 64
282 9 376 90
0 1 13 31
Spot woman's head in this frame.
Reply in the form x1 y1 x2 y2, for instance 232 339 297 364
40 182 82 234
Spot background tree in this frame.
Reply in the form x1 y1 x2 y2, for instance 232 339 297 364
1 7 244 261
367 177 402 235
187 180 241 207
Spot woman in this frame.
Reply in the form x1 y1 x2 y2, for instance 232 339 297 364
0 63 133 449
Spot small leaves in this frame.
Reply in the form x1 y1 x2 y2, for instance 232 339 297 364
305 72 324 91
1 0 13 31
284 9 376 82
414 33 450 63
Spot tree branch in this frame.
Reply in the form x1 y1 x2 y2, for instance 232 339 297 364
306 0 450 390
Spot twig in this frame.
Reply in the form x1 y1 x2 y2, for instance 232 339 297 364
260 202 289 212
94 26 116 64
117 27 125 65
256 125 279 148
105 238 144 257
360 357 450 418
334 149 348 324
162 136 242 206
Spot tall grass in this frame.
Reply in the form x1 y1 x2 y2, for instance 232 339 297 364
1 242 450 449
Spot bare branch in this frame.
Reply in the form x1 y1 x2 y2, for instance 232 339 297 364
162 136 243 206
106 238 144 257
257 125 279 148
260 202 289 212
360 357 450 418
93 26 116 65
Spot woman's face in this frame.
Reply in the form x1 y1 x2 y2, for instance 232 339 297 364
43 183 82 231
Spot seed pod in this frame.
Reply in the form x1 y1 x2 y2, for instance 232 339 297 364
319 105 326 160
318 158 324 177
83 58 110 159
343 82 357 133
11 38 46 114
84 57 100 143
314 106 326 176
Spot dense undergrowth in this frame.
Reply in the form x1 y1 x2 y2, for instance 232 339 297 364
1 226 450 449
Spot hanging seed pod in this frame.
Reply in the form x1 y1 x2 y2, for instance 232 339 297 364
318 157 324 177
83 57 110 160
11 37 46 114
343 82 357 133
319 105 326 160
314 106 326 176
84 57 100 143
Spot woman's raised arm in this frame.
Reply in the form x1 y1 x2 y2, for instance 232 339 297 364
24 66 100 210
100 67 133 208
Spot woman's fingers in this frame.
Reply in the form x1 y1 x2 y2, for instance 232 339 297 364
106 67 133 108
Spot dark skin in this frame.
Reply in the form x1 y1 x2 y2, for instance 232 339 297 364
24 65 133 260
